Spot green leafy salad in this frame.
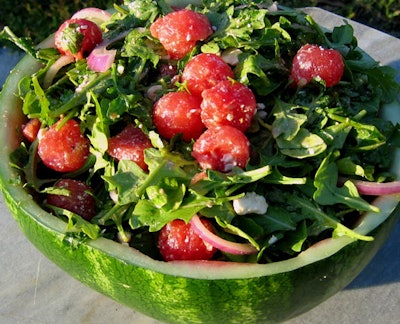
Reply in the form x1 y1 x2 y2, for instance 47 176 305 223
2 0 400 263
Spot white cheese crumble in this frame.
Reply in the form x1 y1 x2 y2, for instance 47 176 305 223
268 235 278 245
233 192 268 215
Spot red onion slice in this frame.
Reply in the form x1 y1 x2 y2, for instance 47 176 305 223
71 7 112 25
351 180 400 196
87 45 116 72
190 215 258 255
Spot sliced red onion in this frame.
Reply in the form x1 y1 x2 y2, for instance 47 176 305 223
87 45 116 72
43 55 75 88
71 7 112 25
190 215 258 255
351 180 400 196
86 30 131 73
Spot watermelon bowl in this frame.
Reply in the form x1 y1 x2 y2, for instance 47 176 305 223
1 5 400 324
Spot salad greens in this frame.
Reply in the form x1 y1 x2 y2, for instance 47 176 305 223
3 0 400 263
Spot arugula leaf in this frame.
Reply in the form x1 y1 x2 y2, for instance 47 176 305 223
290 194 373 241
146 177 186 211
190 165 272 195
237 54 271 94
285 221 308 253
252 206 297 234
271 100 307 140
336 157 375 181
215 217 260 250
328 112 386 151
271 100 327 158
102 160 147 205
313 154 380 212
0 26 36 58
331 23 356 47
125 0 165 21
122 29 160 67
131 190 223 232
275 128 327 159
318 120 352 150
48 206 101 240
363 65 400 104
48 69 113 120
207 5 268 50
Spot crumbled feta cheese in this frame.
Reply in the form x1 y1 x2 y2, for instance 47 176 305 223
117 64 125 75
268 235 278 245
109 189 118 203
233 192 268 215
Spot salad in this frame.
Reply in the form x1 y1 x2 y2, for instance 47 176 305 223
1 0 400 264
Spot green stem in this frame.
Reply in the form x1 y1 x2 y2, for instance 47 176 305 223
49 70 112 118
97 203 128 226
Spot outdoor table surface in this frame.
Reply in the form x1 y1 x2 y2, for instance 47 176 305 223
1 7 399 324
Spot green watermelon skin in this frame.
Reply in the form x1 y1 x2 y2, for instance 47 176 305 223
1 177 398 324
1 39 400 324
